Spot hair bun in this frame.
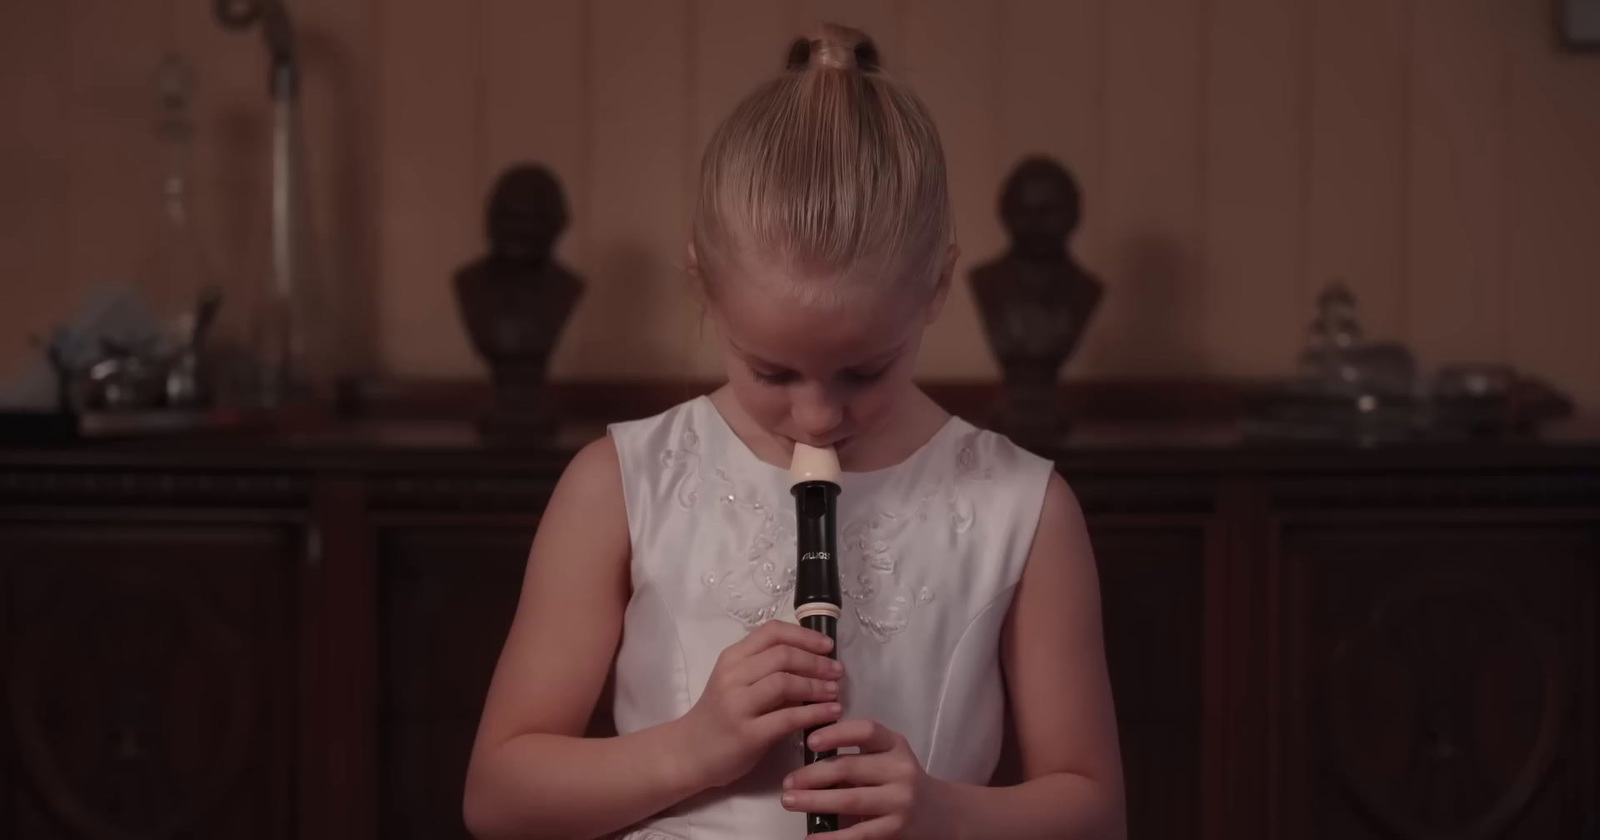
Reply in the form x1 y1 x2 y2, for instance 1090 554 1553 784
785 23 880 73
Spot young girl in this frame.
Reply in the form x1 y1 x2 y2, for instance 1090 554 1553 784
464 24 1124 840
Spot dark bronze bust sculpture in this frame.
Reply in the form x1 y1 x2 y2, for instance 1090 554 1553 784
969 156 1103 440
454 164 583 436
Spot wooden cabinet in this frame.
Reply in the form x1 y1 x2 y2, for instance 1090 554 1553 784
377 525 535 840
0 517 299 839
1277 518 1598 839
1091 520 1210 840
2 432 1597 839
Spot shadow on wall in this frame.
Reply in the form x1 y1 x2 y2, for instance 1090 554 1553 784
559 241 665 377
1108 232 1207 376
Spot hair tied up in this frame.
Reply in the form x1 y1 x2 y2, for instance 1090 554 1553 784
697 19 949 309
785 24 881 73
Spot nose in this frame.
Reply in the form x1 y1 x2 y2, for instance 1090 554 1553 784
790 384 844 443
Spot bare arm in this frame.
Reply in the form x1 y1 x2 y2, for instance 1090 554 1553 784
943 471 1126 839
463 438 697 840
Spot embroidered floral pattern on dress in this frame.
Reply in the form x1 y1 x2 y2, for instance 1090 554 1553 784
662 422 990 641
839 435 992 642
663 424 798 628
659 428 703 509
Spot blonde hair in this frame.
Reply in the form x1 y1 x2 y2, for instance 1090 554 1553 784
691 23 952 309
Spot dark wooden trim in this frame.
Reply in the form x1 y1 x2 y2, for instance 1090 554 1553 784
296 503 322 840
8 436 1600 489
303 475 379 840
345 377 1255 427
1583 539 1599 835
0 506 303 525
1216 479 1275 840
0 509 10 836
367 511 545 528
1263 507 1600 525
1273 509 1301 840
1200 514 1230 840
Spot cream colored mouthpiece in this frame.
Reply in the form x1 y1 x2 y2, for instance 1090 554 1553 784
789 442 841 485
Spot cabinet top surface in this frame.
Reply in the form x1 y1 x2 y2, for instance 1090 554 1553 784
5 417 1600 476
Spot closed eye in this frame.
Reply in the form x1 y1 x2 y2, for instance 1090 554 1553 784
838 366 889 386
752 367 799 386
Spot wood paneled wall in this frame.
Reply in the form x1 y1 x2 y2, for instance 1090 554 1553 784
3 0 1598 406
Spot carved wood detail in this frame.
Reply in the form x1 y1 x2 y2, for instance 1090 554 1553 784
1285 523 1597 839
1326 575 1564 839
2 524 294 839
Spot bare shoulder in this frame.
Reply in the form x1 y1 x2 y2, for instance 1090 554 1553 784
1024 470 1095 580
471 436 631 747
536 436 631 555
555 435 625 507
1002 468 1122 791
1013 469 1104 651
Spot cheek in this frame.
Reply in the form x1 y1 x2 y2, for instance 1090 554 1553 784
845 388 895 429
728 375 791 429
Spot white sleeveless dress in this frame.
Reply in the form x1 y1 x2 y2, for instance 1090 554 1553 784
606 396 1053 840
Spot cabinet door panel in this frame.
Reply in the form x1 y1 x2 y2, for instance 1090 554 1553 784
1 521 298 840
1281 521 1598 839
379 526 533 840
1093 523 1209 840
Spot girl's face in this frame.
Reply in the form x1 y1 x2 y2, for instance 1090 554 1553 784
705 253 951 457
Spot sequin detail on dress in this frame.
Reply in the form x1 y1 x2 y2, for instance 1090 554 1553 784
663 422 992 640
839 435 992 642
663 424 798 628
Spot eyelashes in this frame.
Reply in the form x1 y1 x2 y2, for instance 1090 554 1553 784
753 369 798 386
751 366 889 387
838 367 888 386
